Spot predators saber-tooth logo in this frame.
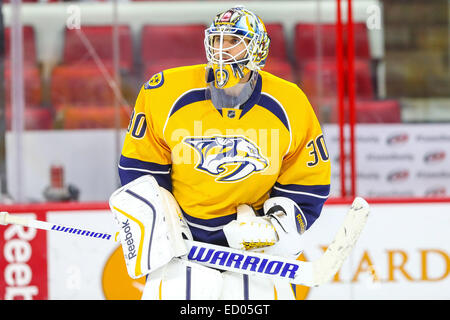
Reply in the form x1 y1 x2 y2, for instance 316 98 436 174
184 135 269 182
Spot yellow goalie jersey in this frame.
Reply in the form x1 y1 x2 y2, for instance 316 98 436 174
119 64 331 246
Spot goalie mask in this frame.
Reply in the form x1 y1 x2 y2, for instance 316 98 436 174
204 6 270 89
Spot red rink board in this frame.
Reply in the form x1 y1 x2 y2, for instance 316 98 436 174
0 202 108 300
0 211 48 300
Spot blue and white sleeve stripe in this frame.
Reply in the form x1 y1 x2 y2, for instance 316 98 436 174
270 182 330 230
118 155 172 191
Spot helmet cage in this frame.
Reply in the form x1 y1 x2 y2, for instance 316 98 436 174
204 26 261 71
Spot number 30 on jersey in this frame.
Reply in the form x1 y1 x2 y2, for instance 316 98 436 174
127 110 147 139
306 134 329 167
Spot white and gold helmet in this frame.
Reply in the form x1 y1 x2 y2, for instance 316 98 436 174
204 6 271 89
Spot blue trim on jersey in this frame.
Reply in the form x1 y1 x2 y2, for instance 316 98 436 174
206 68 215 83
183 209 237 228
273 182 330 198
118 155 172 191
239 74 262 118
257 93 290 132
270 183 330 230
186 224 229 247
169 88 208 118
182 208 237 247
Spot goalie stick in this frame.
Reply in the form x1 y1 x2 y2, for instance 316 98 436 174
0 197 369 287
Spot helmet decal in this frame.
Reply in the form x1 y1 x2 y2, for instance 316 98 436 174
219 10 233 23
214 68 229 88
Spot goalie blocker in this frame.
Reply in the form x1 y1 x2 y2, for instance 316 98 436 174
109 175 191 279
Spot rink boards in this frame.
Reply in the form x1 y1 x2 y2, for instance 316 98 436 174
0 199 449 300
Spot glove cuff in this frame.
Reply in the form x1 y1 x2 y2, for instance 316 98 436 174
263 196 307 234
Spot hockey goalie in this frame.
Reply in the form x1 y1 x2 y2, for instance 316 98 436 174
111 6 333 300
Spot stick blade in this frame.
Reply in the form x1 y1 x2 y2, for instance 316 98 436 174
351 196 370 212
310 197 370 287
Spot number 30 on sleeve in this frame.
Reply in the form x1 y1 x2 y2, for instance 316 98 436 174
127 110 148 139
306 134 329 167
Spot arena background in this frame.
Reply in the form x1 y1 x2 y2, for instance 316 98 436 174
0 0 449 300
